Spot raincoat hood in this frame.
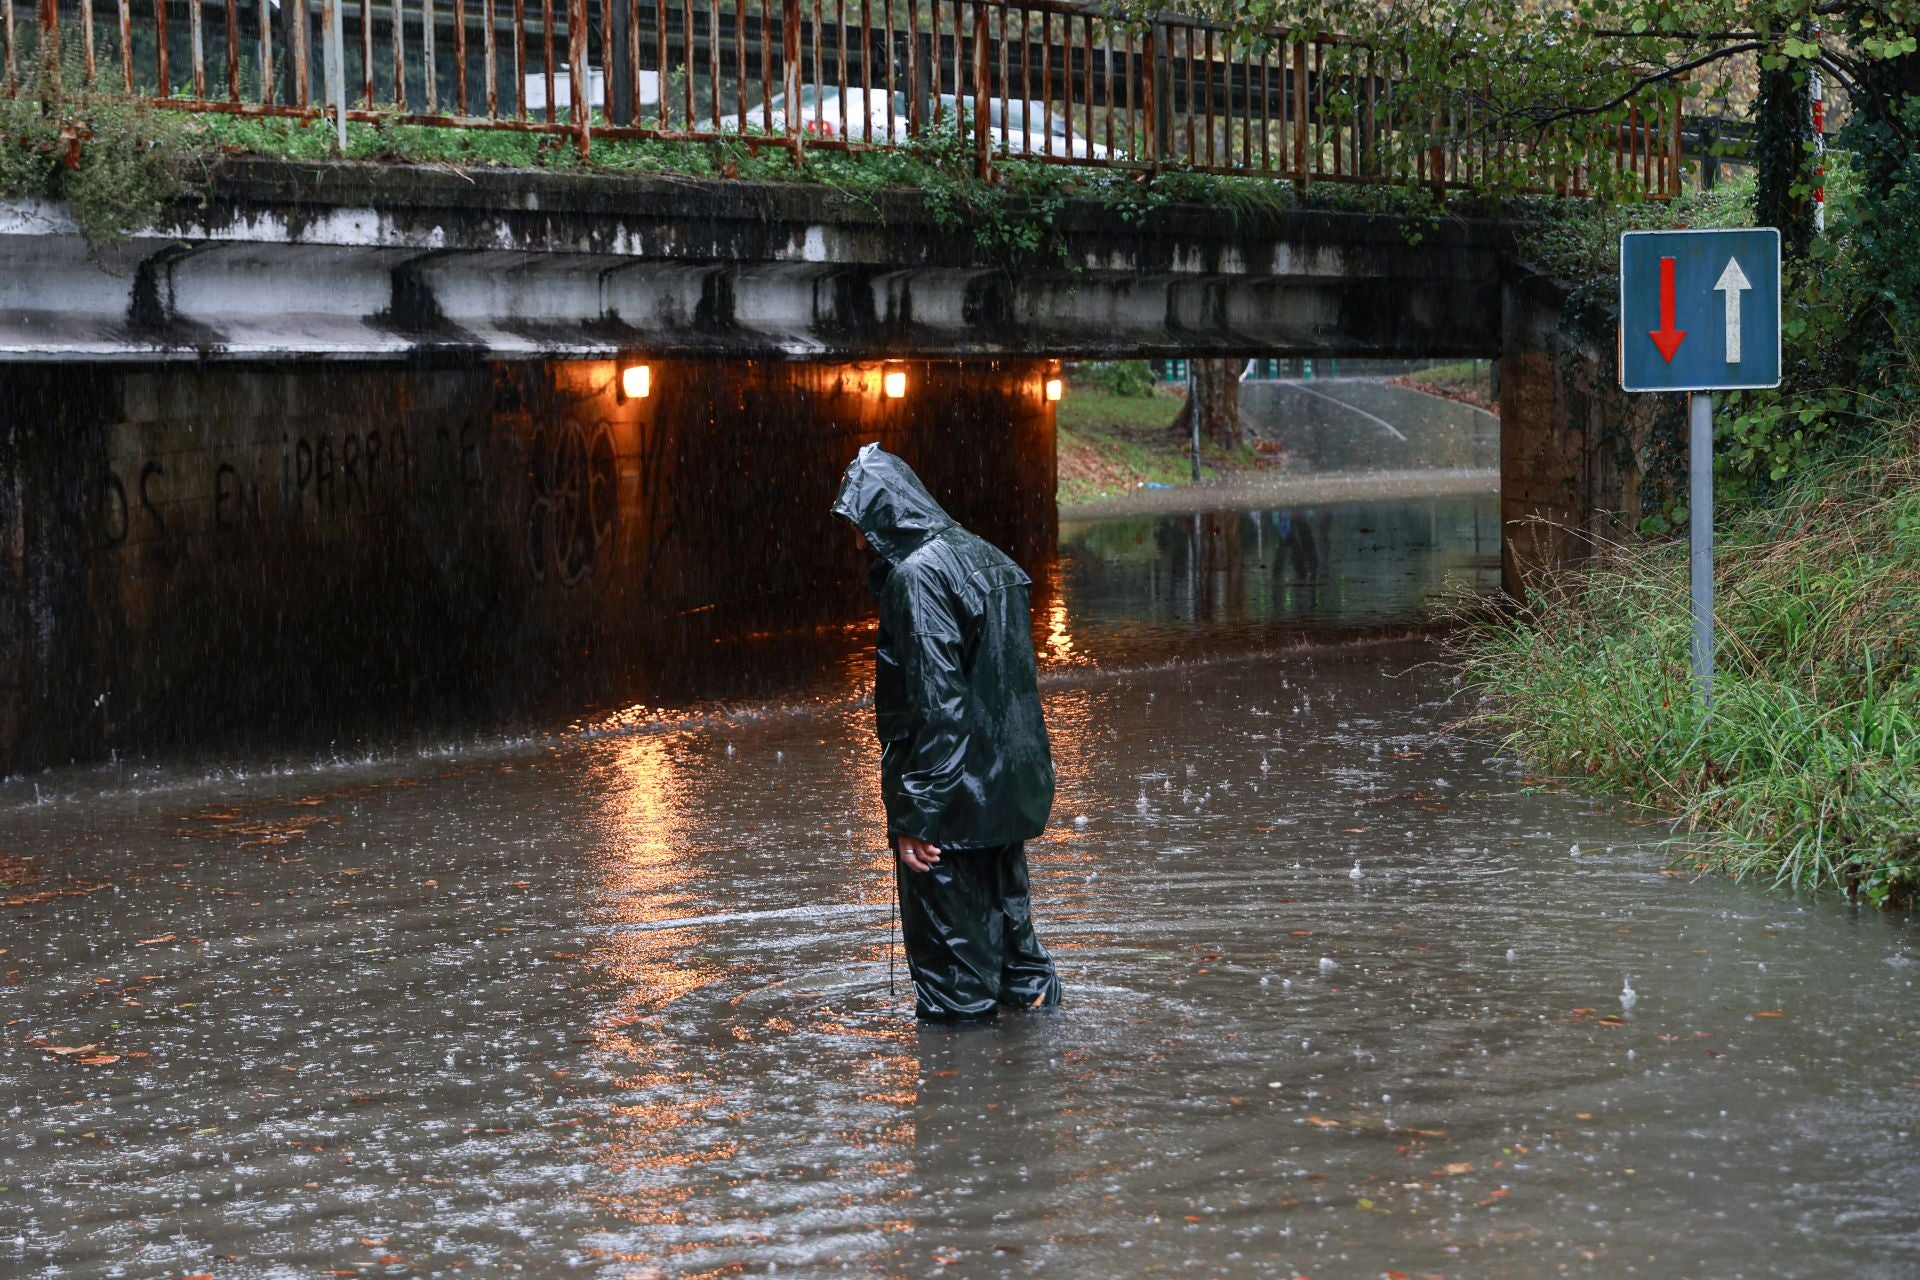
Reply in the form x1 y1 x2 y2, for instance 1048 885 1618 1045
831 443 956 563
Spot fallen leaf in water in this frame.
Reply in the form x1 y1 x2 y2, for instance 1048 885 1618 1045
1306 1116 1342 1128
5 880 111 907
135 933 177 946
76 1054 119 1065
43 1044 99 1056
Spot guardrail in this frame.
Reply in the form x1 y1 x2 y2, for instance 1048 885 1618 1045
3 0 1684 196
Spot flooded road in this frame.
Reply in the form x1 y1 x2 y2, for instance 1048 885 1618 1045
3 493 1917 1279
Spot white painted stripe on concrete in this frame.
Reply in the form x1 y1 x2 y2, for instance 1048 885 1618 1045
1279 380 1409 441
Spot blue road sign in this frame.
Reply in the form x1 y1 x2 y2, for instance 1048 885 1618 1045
1619 228 1781 393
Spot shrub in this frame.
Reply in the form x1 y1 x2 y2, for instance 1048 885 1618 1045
0 38 208 244
1072 361 1157 397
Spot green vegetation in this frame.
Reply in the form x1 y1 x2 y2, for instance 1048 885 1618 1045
0 47 204 243
1224 2 1915 203
1459 54 1920 906
195 109 1438 263
1071 360 1160 398
1394 359 1498 414
1457 434 1920 909
1054 373 1262 506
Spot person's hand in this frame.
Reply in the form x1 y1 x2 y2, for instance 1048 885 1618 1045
895 835 942 873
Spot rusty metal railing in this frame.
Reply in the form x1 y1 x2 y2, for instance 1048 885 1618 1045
2 0 1684 196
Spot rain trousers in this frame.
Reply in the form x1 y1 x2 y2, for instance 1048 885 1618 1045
832 443 1061 1021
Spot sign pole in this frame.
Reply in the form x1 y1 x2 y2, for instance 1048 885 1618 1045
1689 391 1715 709
1620 227 1777 711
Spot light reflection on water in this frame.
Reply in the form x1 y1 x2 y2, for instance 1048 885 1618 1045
1 494 1916 1279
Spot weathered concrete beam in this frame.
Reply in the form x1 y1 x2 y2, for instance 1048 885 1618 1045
0 159 1514 362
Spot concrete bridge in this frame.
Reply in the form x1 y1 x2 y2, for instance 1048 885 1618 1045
0 158 1508 363
0 160 1641 772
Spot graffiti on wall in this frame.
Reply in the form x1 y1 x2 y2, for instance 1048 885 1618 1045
525 417 619 587
97 422 486 549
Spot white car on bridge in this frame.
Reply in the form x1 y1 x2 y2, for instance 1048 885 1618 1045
715 88 1107 159
715 87 911 143
967 95 1110 161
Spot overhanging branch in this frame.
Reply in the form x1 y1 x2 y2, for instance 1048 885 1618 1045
1523 41 1768 126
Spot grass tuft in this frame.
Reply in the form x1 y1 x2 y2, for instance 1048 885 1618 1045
1453 425 1920 909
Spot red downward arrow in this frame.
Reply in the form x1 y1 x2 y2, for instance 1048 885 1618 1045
1648 256 1686 363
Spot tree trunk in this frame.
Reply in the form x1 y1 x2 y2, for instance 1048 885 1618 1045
1754 64 1814 261
1173 359 1245 449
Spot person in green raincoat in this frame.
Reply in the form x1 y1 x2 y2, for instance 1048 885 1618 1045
832 443 1062 1022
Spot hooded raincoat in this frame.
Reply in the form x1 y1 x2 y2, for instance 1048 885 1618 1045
833 444 1060 1021
832 443 1055 850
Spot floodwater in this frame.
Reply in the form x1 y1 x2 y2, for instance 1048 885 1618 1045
4 490 1918 1280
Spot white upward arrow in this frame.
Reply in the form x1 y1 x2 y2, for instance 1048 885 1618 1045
1715 257 1752 363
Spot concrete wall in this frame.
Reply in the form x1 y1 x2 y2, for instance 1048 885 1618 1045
1499 272 1675 593
0 358 1056 769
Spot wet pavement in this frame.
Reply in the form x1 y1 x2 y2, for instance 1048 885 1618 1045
1239 379 1499 475
3 492 1918 1280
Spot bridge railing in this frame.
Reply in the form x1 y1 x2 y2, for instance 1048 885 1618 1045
3 0 1683 196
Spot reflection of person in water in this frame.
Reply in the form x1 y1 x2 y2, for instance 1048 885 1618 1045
1271 507 1327 587
881 1022 1063 1272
